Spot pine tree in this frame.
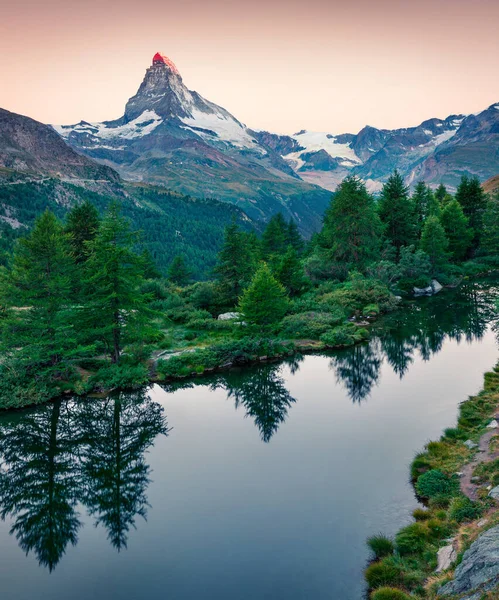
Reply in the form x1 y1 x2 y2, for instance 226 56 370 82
320 176 382 273
274 245 308 296
65 201 100 264
167 255 190 286
426 189 442 218
412 181 431 233
285 219 305 254
440 200 472 261
378 171 417 253
420 216 449 274
435 183 448 204
214 220 256 306
83 202 154 364
3 210 83 387
455 175 487 248
481 195 499 256
239 263 289 328
260 213 289 259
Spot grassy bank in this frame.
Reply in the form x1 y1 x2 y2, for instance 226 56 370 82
364 361 499 599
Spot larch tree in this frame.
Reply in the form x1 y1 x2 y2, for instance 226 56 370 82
239 262 289 328
214 220 256 306
320 176 383 274
440 200 472 261
167 254 191 286
377 171 417 253
420 216 449 274
2 210 84 393
455 175 487 249
82 202 153 364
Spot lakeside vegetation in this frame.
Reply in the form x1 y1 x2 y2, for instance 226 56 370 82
0 172 498 409
364 359 499 600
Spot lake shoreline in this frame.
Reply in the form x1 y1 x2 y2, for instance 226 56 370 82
366 358 499 600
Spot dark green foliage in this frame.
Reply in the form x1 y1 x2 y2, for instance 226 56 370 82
396 245 431 290
274 245 308 296
365 562 402 589
367 535 395 559
481 195 499 256
214 220 257 306
320 176 383 274
167 255 191 285
65 200 100 263
415 469 457 500
82 202 155 364
1 211 87 396
280 310 345 339
420 216 449 273
455 175 487 248
395 522 428 555
87 363 149 391
378 171 416 253
320 324 368 348
0 178 254 280
440 200 472 261
239 263 289 328
157 337 294 378
325 273 396 313
260 213 288 259
435 183 448 204
447 496 482 523
412 181 433 233
370 588 411 600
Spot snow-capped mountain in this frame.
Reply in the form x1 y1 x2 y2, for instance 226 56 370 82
55 53 330 234
56 52 499 222
255 104 498 192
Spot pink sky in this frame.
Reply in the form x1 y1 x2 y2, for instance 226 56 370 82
1 0 498 134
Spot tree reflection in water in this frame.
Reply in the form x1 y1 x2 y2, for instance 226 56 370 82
0 389 168 569
0 279 497 570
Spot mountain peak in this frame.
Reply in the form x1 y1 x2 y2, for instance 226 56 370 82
152 52 179 74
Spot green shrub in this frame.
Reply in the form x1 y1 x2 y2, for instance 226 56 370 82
395 523 428 555
416 469 457 500
448 496 482 523
412 508 432 521
280 310 345 339
363 303 380 317
371 588 411 600
428 494 452 509
320 324 368 348
88 363 149 391
367 535 395 558
327 273 397 312
443 427 466 441
411 452 432 480
365 562 401 589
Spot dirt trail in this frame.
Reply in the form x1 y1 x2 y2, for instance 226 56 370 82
460 424 499 500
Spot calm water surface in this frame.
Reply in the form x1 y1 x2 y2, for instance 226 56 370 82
0 281 498 600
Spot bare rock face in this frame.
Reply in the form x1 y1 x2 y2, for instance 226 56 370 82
439 525 499 597
436 543 457 572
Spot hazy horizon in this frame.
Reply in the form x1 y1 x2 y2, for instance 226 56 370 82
1 0 498 134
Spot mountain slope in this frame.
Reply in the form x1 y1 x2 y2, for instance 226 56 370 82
0 108 257 277
256 104 498 192
55 53 331 235
0 108 120 184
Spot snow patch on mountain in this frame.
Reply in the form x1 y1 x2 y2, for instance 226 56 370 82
54 110 163 141
293 131 361 162
180 108 261 150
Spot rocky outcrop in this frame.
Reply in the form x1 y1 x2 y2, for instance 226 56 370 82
413 279 443 297
439 525 499 597
436 543 457 572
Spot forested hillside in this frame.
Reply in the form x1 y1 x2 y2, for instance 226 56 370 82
0 175 256 278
